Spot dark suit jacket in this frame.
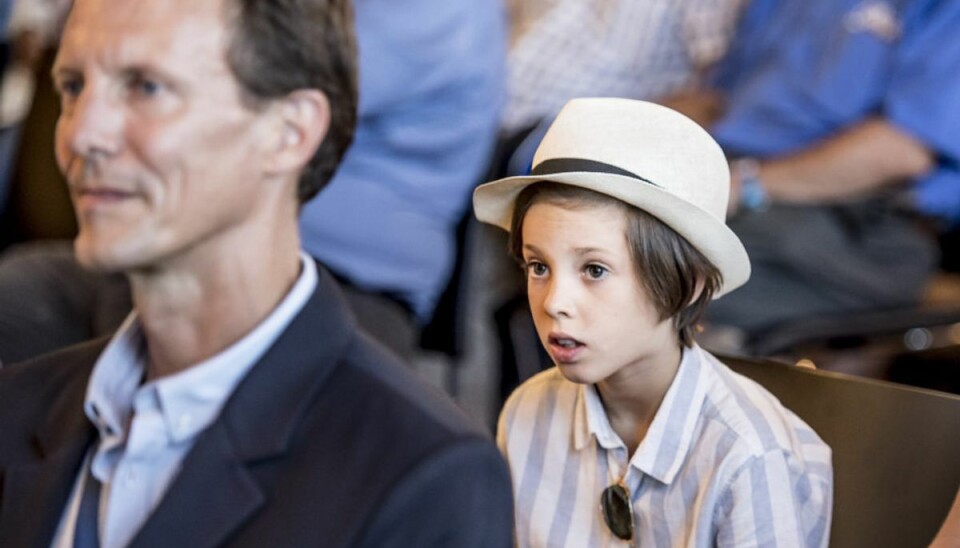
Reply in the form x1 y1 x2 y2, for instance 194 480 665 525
0 267 513 547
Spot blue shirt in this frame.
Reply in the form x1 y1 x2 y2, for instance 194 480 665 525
711 0 960 221
299 0 505 321
0 0 10 36
498 345 833 547
0 0 13 213
51 254 318 548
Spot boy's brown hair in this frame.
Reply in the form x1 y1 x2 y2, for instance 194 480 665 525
509 182 722 347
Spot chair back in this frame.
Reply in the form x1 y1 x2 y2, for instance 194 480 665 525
725 356 960 548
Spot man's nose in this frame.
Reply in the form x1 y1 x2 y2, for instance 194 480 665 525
60 88 124 160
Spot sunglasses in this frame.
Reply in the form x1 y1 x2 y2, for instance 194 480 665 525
600 483 635 541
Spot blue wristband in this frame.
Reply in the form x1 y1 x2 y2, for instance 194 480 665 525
734 158 769 211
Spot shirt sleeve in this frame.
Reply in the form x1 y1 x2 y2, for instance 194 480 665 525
885 0 960 164
884 0 960 220
680 0 748 72
714 450 832 548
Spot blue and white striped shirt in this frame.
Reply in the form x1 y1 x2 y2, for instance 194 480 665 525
497 345 832 547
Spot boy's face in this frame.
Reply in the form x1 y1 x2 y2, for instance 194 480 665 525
521 201 679 385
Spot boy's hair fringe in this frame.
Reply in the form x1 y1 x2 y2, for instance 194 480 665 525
509 183 722 347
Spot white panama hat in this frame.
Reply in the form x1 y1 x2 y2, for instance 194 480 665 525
473 97 750 297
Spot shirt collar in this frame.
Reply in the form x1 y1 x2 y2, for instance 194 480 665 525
572 344 711 485
84 253 319 445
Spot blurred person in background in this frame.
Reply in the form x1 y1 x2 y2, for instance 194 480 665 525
0 0 72 243
0 0 63 214
299 0 505 356
689 0 960 345
496 0 746 177
931 487 960 547
0 0 11 211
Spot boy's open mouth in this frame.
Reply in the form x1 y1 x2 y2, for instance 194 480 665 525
549 335 582 349
547 333 586 363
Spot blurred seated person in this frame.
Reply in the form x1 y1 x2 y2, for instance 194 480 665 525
496 0 746 177
931 486 960 547
688 0 960 341
1 0 61 215
0 0 11 212
299 0 504 354
0 0 505 365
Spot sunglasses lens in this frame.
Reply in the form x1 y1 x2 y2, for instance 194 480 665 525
601 484 633 541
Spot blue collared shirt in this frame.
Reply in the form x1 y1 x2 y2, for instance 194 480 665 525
52 254 318 548
498 345 833 547
711 0 960 222
298 0 505 321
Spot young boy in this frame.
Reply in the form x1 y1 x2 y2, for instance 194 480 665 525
474 98 833 547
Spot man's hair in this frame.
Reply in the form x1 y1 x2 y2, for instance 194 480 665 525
509 183 722 347
225 0 358 204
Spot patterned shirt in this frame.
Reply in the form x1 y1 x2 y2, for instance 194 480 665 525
503 0 746 133
497 345 833 547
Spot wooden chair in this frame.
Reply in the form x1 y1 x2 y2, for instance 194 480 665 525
724 356 960 548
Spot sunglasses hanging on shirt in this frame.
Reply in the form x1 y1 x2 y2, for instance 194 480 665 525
600 482 635 541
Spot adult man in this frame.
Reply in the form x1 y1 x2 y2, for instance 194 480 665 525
0 0 504 364
0 0 513 546
700 0 960 337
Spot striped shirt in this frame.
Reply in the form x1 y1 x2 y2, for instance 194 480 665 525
503 0 747 133
497 345 833 547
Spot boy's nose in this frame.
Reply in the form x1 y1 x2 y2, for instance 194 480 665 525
542 278 574 319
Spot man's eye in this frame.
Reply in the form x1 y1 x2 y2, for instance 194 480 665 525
130 75 162 97
59 79 84 98
585 264 608 279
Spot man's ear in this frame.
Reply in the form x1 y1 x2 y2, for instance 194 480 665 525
265 89 330 176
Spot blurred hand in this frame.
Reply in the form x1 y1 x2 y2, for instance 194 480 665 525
659 89 726 128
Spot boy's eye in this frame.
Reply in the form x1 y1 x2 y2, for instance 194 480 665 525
584 264 608 279
526 261 548 277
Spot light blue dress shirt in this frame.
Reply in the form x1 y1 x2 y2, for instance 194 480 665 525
711 0 960 222
298 0 505 321
51 254 318 548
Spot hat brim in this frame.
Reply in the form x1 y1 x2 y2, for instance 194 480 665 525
473 172 751 298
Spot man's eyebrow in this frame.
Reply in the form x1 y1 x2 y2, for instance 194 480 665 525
50 66 83 90
51 65 77 80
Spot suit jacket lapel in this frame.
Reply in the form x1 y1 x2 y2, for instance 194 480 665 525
0 344 101 548
131 267 356 547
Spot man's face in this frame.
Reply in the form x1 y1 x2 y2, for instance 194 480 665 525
53 0 282 273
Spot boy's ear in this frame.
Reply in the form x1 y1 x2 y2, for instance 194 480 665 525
264 89 330 176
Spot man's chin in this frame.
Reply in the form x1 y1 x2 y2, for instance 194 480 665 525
73 239 135 274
